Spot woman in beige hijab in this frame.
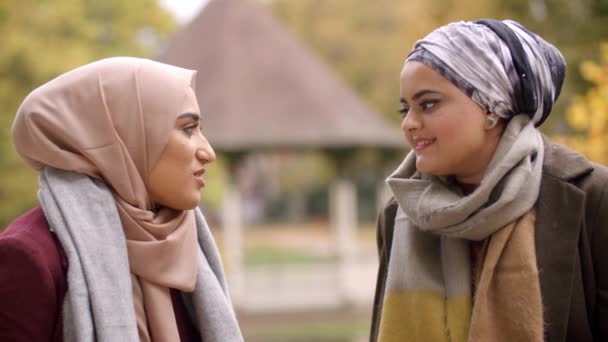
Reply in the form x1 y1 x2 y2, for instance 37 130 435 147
0 57 243 342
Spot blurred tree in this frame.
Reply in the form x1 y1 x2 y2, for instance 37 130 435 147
266 0 608 132
0 0 175 230
267 0 497 125
554 43 608 165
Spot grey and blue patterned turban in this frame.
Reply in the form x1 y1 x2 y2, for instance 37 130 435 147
407 19 566 127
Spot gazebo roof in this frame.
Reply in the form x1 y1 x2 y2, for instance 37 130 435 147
157 0 404 152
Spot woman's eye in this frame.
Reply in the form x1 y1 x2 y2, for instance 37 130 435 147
398 107 410 117
420 100 438 111
183 124 199 136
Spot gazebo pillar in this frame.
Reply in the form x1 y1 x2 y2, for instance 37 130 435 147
221 152 246 306
329 178 358 305
221 183 244 304
327 149 358 306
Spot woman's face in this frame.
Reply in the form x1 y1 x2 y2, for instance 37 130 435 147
148 89 216 210
399 61 501 184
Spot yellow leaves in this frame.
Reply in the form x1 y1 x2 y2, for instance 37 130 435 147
565 99 589 131
580 60 602 84
587 89 608 135
602 43 608 66
587 134 608 162
557 42 608 165
580 45 608 86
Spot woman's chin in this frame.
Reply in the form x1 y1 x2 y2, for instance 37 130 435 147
159 196 200 211
415 159 434 174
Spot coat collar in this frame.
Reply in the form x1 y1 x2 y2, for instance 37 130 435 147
536 136 590 341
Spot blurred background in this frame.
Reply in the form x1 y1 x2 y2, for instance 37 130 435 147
1 0 607 340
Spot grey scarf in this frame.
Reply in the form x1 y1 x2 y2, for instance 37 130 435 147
387 115 543 240
382 114 543 318
38 167 243 342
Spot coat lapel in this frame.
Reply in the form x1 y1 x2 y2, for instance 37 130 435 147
535 136 592 341
535 176 584 341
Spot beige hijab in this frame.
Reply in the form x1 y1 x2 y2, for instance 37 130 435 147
12 57 200 341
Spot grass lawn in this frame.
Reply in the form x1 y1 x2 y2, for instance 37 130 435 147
241 309 370 342
244 245 336 267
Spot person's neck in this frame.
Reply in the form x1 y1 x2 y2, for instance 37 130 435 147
456 181 479 196
454 129 504 187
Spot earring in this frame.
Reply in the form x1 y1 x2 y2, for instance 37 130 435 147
486 117 496 127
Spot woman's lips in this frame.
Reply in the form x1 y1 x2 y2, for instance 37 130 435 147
194 169 206 188
194 176 206 188
413 138 436 152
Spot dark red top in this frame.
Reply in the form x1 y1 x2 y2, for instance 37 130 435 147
0 207 200 342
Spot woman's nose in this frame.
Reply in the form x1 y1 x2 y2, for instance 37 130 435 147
401 112 421 133
196 137 216 164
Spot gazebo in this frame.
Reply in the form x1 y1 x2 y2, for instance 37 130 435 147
157 0 404 310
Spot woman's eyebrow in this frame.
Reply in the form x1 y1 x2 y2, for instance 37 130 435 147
412 89 441 101
400 90 440 104
176 112 200 121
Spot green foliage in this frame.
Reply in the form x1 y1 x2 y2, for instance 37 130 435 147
246 318 369 341
244 245 335 267
0 0 175 230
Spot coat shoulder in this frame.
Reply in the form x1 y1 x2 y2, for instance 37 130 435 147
0 207 66 342
541 137 593 181
1 207 62 266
